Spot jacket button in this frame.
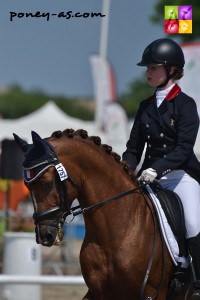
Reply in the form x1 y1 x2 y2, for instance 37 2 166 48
147 135 151 139
146 124 149 128
148 155 151 159
148 144 151 148
160 133 164 137
163 144 167 148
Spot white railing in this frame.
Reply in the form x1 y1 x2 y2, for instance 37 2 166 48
0 275 85 285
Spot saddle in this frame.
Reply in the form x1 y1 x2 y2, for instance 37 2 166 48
149 182 187 258
145 183 196 298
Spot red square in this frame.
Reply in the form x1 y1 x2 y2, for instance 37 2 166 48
164 20 179 34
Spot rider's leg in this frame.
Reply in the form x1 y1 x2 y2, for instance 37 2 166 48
159 170 200 299
159 171 200 239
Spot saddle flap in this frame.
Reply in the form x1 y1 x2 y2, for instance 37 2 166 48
150 183 187 256
154 187 187 257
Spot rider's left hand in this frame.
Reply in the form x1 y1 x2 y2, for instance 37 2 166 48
138 168 157 183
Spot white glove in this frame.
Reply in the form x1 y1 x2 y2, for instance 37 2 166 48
138 168 157 183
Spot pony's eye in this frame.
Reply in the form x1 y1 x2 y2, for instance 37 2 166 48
44 181 54 192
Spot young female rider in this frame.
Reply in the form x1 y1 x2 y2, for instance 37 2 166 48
122 38 200 299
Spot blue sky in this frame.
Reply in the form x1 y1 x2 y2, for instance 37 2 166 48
1 0 164 98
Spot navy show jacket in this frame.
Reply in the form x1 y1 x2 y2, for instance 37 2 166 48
122 84 200 183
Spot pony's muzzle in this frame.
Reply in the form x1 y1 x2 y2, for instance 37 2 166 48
35 224 59 247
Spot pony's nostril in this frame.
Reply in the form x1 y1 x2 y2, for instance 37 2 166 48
45 232 54 244
42 236 54 247
47 233 54 241
40 231 56 247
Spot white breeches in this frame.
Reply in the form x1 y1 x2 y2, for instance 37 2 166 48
158 170 200 239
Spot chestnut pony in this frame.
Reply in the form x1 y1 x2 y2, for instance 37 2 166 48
14 129 190 300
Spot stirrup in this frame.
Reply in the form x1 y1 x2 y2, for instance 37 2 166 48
185 281 200 300
192 290 200 300
192 281 200 299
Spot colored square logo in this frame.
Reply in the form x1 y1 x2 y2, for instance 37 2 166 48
179 20 192 33
164 5 192 34
164 20 179 34
165 6 178 20
179 6 192 20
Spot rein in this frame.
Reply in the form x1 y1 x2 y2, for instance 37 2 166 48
68 182 147 217
140 189 166 300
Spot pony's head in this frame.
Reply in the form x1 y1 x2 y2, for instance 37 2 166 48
14 129 136 248
13 131 72 247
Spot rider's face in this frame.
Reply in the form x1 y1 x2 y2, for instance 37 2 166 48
146 65 167 88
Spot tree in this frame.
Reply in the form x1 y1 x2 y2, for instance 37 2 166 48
150 0 200 41
0 85 94 120
118 77 154 118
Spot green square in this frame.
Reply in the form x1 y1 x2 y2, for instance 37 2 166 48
165 6 178 20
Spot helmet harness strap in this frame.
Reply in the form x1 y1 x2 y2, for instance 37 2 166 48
156 66 176 89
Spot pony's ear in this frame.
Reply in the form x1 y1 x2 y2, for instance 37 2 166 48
31 131 43 144
31 131 47 152
13 133 29 153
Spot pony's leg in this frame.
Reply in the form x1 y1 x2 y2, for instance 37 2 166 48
80 240 107 299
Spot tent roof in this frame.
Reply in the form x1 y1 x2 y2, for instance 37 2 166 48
0 101 96 143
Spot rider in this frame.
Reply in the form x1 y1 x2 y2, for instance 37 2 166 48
122 38 200 299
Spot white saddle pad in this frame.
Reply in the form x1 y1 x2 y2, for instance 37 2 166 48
146 185 189 268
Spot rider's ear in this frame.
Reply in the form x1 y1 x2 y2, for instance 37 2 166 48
13 133 29 153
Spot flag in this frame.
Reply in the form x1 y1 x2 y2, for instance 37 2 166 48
102 102 129 156
89 54 116 103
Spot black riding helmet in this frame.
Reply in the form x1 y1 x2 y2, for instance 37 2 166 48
137 38 185 67
137 38 185 88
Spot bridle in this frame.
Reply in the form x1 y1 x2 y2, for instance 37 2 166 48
32 169 80 242
31 167 80 228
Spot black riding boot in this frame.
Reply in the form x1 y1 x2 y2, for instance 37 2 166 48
188 233 200 299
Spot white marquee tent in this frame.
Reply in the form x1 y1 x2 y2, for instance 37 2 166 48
0 101 131 155
0 101 99 143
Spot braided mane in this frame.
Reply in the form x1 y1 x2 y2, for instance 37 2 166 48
50 128 136 181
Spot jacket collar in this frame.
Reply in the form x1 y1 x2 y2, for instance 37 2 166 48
166 84 181 101
145 84 181 123
148 84 181 103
